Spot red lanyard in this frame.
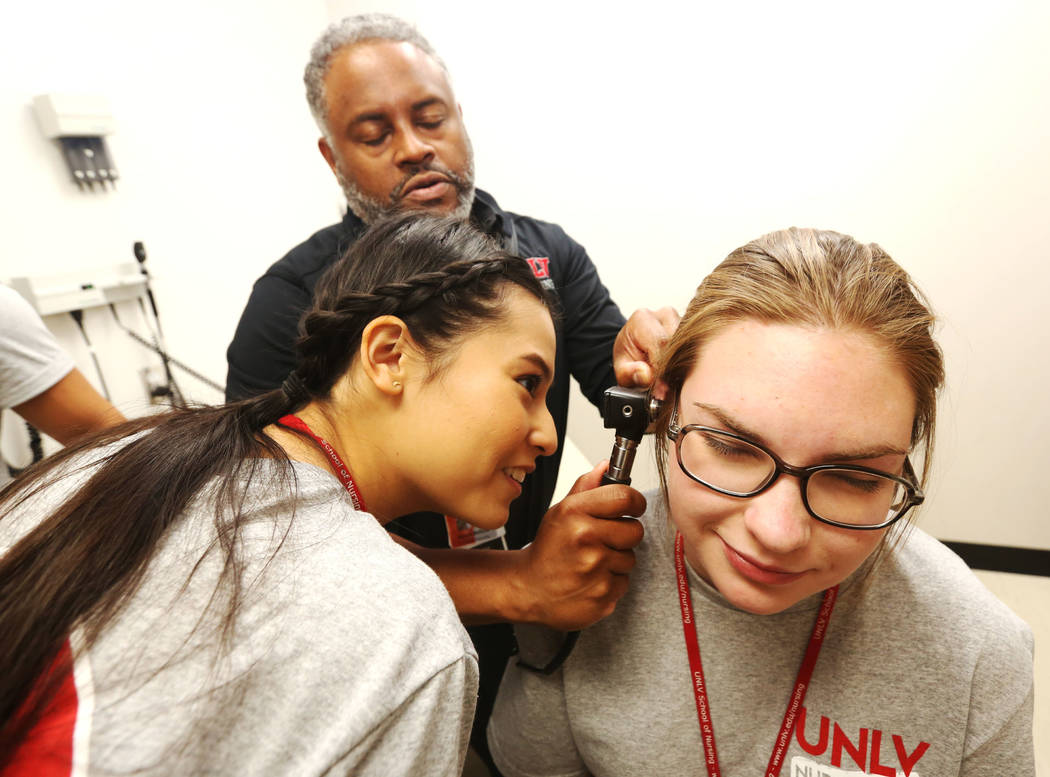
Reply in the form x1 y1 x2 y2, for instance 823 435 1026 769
674 531 837 777
278 414 367 512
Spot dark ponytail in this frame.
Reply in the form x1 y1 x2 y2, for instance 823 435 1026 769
0 390 298 761
0 212 549 764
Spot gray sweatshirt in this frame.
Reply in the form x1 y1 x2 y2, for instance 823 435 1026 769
490 490 1034 776
2 453 478 775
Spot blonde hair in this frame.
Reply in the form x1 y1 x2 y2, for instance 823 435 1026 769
654 227 944 501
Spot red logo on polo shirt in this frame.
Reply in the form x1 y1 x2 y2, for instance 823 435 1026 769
525 257 550 279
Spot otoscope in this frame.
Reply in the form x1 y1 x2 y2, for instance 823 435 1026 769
599 386 664 486
518 385 663 674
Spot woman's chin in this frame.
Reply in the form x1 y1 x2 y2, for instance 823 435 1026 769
444 503 510 533
468 510 510 532
716 578 805 616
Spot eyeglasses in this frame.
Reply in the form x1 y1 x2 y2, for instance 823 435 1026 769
667 409 924 530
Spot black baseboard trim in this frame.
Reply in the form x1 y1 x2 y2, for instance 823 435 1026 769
943 541 1050 577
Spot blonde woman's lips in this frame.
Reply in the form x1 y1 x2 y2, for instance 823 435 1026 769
721 538 807 586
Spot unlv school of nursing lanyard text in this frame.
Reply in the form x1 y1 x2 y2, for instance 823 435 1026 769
674 531 837 777
278 415 366 512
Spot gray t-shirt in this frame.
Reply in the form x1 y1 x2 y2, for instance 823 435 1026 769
2 446 479 775
489 490 1034 776
0 284 75 486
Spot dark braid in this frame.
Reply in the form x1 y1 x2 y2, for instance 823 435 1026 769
303 260 508 330
353 260 510 316
296 214 551 397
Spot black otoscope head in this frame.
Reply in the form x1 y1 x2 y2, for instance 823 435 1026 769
600 386 663 486
601 386 652 441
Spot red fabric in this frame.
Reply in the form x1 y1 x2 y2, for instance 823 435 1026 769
3 640 78 777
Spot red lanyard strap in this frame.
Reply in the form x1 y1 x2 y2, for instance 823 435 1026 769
278 414 367 512
674 531 837 777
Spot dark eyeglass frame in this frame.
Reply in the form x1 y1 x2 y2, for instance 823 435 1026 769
667 410 925 530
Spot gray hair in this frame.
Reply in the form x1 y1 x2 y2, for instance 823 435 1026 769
304 13 449 140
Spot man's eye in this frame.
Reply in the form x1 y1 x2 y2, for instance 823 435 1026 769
360 133 388 147
417 113 446 129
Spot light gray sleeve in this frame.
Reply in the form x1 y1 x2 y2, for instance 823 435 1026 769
341 655 479 777
487 626 589 777
0 285 74 408
76 485 482 777
960 685 1035 776
959 621 1035 776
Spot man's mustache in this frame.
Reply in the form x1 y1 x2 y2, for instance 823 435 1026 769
389 163 470 202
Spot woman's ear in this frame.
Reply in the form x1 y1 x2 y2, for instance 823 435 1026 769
651 378 671 402
359 316 416 395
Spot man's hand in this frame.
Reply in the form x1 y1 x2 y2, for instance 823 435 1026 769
507 461 646 631
613 306 680 387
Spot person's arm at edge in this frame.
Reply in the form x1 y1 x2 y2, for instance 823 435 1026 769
12 367 124 445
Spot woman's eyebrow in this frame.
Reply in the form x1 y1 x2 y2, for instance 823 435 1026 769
522 353 553 382
690 402 766 443
689 401 907 461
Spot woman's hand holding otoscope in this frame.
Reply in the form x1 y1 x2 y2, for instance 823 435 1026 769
517 388 665 674
516 308 676 672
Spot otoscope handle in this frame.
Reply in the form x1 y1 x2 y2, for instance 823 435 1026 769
601 435 639 486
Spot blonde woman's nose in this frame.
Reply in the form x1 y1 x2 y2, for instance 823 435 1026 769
742 476 812 555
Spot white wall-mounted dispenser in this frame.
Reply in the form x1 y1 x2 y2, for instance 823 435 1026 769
32 93 119 190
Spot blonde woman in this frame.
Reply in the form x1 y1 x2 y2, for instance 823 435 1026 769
489 228 1034 776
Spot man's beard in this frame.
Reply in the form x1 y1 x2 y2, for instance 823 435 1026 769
333 137 476 224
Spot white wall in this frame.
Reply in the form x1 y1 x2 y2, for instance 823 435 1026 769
2 1 1046 550
1 0 338 411
332 0 1050 550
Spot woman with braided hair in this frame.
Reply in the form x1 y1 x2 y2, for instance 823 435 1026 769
0 213 559 776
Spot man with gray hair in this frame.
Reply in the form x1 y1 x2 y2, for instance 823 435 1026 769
226 14 674 774
302 14 476 225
